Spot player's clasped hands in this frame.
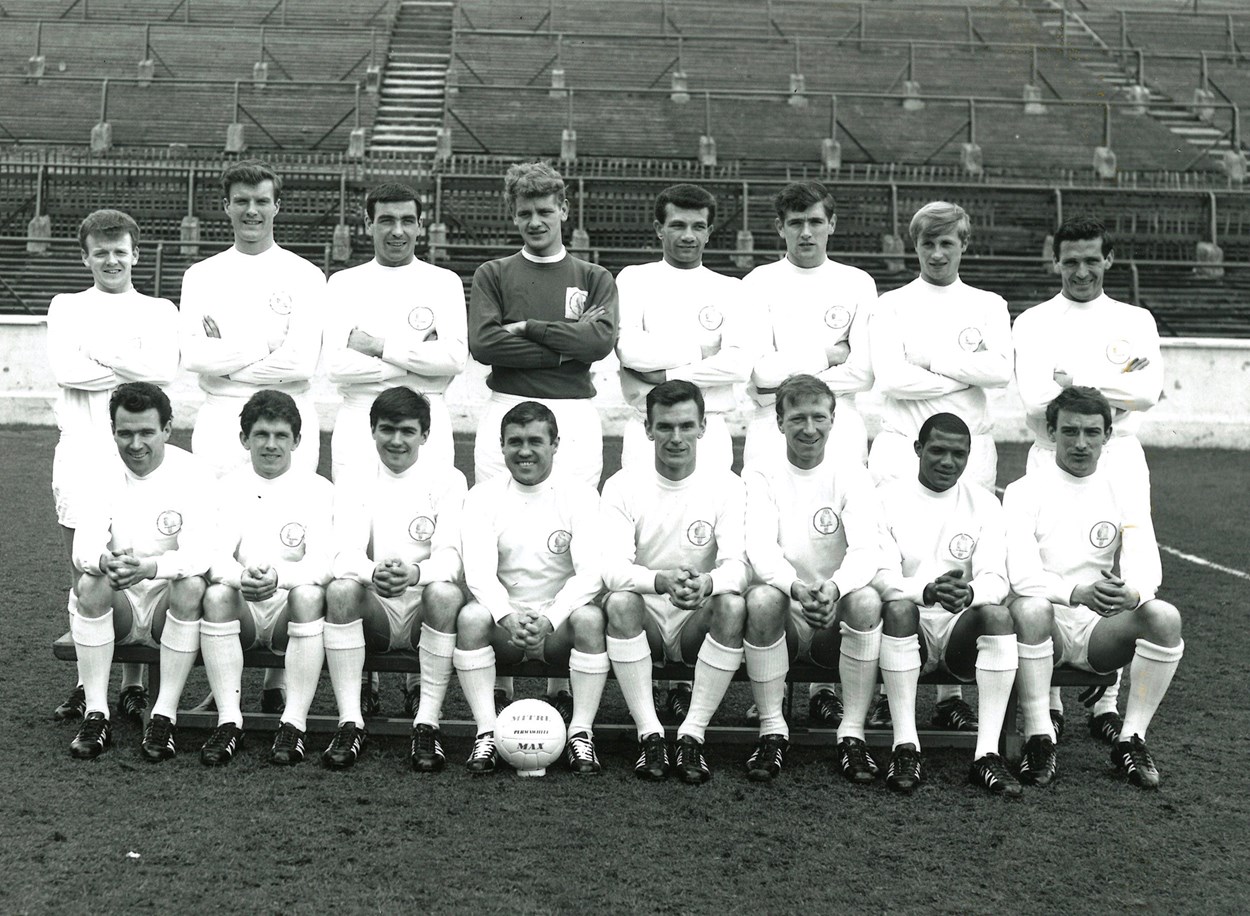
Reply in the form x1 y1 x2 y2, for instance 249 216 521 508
501 611 553 651
372 557 417 599
658 567 711 610
103 548 155 590
792 578 839 629
1073 570 1140 617
925 569 972 614
240 565 279 603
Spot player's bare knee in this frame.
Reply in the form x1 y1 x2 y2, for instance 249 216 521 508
710 593 746 637
1010 596 1053 641
745 585 786 643
976 602 1013 635
74 573 112 615
570 603 607 650
882 599 918 636
605 590 645 637
288 585 326 622
840 586 882 630
423 581 466 630
1137 599 1182 645
456 602 494 646
169 576 206 620
325 578 363 625
201 584 237 622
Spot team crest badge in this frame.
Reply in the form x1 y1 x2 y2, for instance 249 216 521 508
1105 339 1131 365
564 288 588 320
155 509 183 536
279 522 307 548
957 327 984 351
812 507 840 535
409 516 435 541
408 306 435 331
1089 521 1118 549
824 306 851 330
697 306 723 331
687 520 713 547
948 533 976 560
547 529 572 554
268 291 293 316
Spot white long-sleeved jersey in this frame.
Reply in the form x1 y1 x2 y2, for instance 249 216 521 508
869 276 1012 436
1012 291 1162 444
1003 460 1160 607
745 453 882 597
73 445 214 580
614 260 752 414
744 256 877 407
209 466 334 590
179 245 324 397
600 464 749 596
461 474 602 630
325 257 467 407
874 477 1008 607
46 286 179 446
332 460 466 585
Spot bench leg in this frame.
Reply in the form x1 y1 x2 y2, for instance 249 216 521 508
1001 682 1022 760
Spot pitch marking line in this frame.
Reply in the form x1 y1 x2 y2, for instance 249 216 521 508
993 486 1250 582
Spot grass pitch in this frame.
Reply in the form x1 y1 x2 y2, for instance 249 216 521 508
2 427 1246 914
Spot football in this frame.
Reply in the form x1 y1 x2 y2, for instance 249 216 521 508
495 698 567 777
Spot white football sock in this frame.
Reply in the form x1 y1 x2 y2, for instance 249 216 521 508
837 621 882 742
934 684 962 704
879 633 921 750
281 619 325 732
263 667 286 692
568 649 610 735
151 613 200 723
495 675 514 701
974 634 1018 760
120 662 144 690
607 633 663 738
547 676 571 697
809 681 836 698
1120 639 1184 742
677 636 742 743
456 646 497 734
744 635 789 739
1017 638 1055 741
200 619 244 728
415 624 456 728
1092 669 1123 716
324 620 366 728
71 609 114 718
1050 685 1063 714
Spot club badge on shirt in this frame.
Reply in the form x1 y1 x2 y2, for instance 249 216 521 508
409 516 436 542
155 509 183 536
948 533 976 561
548 529 572 554
408 306 435 331
269 291 293 316
824 306 851 330
280 522 307 548
564 288 588 320
812 507 841 535
1105 339 1132 365
958 327 984 351
686 520 713 547
1089 521 1119 549
698 306 723 331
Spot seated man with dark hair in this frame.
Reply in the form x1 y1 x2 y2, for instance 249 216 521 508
198 389 334 768
322 387 467 772
69 382 212 761
874 412 1020 796
1005 386 1184 790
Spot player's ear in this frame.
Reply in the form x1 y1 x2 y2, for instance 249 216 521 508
273 197 281 214
654 220 663 241
222 196 230 216
829 214 837 235
559 198 569 221
914 439 922 458
292 432 301 449
774 217 784 239
239 430 249 448
1103 250 1114 269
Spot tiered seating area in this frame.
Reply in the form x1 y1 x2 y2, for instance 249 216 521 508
0 0 394 26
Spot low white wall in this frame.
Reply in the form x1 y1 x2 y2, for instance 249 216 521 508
3 316 1247 448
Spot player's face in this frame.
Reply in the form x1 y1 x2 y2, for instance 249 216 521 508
779 394 834 468
1049 408 1108 478
372 415 427 474
224 180 280 252
656 204 711 270
82 231 137 295
512 193 568 258
502 420 557 486
1055 237 1113 303
645 399 705 479
915 229 966 287
915 428 970 492
241 416 300 479
777 202 833 269
368 199 420 268
112 406 171 477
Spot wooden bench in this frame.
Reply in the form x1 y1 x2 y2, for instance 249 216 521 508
53 633 1113 758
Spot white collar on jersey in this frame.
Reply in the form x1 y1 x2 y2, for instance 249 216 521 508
521 247 567 264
